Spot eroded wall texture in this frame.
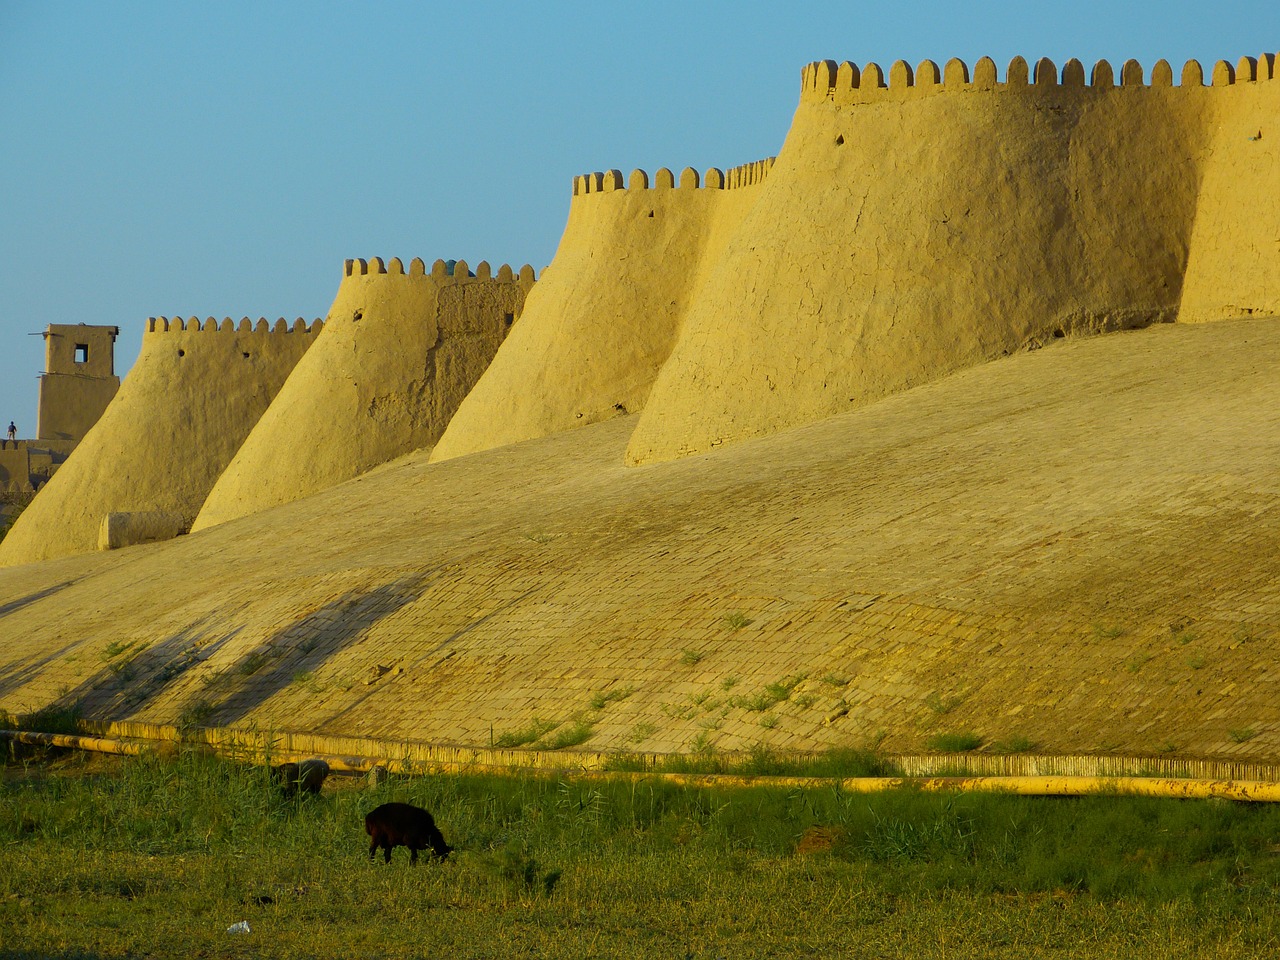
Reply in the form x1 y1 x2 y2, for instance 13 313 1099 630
193 258 534 530
0 319 320 566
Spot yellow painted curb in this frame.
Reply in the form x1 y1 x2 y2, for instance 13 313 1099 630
6 730 1280 802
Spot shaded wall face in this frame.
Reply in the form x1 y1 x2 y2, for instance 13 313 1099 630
37 374 120 443
0 321 318 567
430 179 749 464
624 82 1212 466
0 447 29 494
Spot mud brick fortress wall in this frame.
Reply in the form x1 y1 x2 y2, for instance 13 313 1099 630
1 50 1278 763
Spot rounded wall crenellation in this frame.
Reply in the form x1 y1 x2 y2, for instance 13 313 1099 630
146 317 324 335
572 158 777 197
799 52 1278 103
342 257 537 286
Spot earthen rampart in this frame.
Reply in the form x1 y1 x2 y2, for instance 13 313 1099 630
192 259 534 530
0 317 321 566
431 158 766 462
623 49 1280 464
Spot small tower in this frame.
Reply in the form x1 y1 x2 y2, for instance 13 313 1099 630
37 324 121 444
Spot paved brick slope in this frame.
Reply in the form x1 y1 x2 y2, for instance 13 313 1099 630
0 318 1276 760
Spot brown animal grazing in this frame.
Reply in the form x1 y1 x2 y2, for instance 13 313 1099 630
365 802 452 864
272 758 330 798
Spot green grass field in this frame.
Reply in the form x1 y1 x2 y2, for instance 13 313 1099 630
3 746 1280 958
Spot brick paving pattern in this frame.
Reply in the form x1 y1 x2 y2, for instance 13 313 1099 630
0 318 1277 761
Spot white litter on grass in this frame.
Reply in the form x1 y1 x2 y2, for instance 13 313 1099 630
226 920 251 935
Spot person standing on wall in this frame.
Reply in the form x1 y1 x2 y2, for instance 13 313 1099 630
5 421 14 446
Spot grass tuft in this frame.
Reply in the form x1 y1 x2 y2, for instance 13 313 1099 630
926 732 983 753
543 720 595 750
493 718 558 749
588 686 635 710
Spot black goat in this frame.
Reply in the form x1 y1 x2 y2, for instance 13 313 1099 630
365 802 452 864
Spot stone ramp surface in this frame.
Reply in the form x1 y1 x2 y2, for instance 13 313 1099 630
0 318 1277 760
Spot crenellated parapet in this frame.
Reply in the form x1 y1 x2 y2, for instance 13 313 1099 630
146 316 323 335
571 158 777 197
723 157 776 190
800 52 1279 103
341 257 537 286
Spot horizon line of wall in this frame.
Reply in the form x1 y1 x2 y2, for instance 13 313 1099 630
800 51 1279 101
573 158 777 196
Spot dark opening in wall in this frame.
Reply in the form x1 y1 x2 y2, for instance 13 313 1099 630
74 344 88 363
177 349 185 358
503 313 514 326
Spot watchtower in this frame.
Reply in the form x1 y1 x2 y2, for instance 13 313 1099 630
37 323 121 444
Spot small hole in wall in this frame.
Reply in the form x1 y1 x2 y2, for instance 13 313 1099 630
243 351 251 359
1053 329 1065 338
835 134 845 146
647 210 654 218
353 309 363 322
503 312 514 326
177 349 185 357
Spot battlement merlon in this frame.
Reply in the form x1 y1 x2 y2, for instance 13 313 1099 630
799 52 1278 103
571 159 777 197
341 257 537 287
146 317 324 335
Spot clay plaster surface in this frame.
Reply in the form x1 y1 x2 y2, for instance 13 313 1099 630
0 322 317 565
194 264 529 530
1 318 1277 760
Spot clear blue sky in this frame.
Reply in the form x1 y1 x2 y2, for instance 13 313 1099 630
1 1 1276 436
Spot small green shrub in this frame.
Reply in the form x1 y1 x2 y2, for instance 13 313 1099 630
1229 727 1257 743
16 702 83 735
627 722 657 744
291 670 322 694
544 720 594 750
101 641 134 660
1125 653 1152 674
493 718 558 748
679 648 704 666
735 692 774 712
177 700 216 734
238 652 270 676
926 732 983 753
491 843 561 897
764 675 804 703
588 686 634 710
924 692 964 715
722 611 753 630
